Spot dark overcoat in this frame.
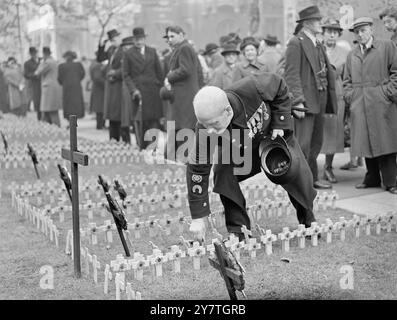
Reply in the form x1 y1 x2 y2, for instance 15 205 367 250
187 73 316 223
89 61 105 114
99 45 124 122
284 31 338 115
167 40 201 130
58 61 85 119
122 46 164 122
343 39 397 158
0 68 9 113
24 58 41 112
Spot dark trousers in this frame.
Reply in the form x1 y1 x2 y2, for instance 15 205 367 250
363 153 397 188
109 120 130 144
294 90 327 182
96 113 105 130
214 133 317 234
134 119 161 150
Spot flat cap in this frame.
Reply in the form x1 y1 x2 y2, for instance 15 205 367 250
349 17 374 32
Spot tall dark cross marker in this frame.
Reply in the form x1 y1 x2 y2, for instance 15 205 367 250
61 116 89 278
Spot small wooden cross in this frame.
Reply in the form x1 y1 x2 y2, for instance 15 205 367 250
260 230 278 255
111 254 130 273
129 253 149 281
385 212 395 233
362 217 373 236
330 191 339 209
89 223 98 245
167 245 186 274
224 235 244 260
245 238 261 259
61 116 89 279
351 215 361 238
374 216 382 235
278 227 295 253
322 219 335 244
103 220 114 243
148 249 168 278
295 225 307 249
241 225 252 243
103 264 113 295
188 242 206 270
337 217 348 241
92 255 101 284
309 222 322 247
115 273 125 301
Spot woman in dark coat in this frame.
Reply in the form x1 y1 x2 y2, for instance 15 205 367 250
89 59 106 129
58 51 85 120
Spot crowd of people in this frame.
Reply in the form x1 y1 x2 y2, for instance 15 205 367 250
0 5 396 194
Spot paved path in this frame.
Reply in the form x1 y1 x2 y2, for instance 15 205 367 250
73 115 397 218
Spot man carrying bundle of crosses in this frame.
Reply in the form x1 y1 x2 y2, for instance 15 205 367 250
187 73 318 241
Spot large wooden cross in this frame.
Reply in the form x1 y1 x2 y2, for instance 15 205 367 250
61 116 89 278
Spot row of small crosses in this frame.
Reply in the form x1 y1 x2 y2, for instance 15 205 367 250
12 195 60 248
74 213 397 288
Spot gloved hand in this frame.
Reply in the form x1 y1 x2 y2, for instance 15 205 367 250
189 218 206 242
132 90 142 104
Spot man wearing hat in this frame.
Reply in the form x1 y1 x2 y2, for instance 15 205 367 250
34 47 62 127
123 27 164 150
284 5 338 190
97 29 126 142
379 6 397 44
343 17 397 194
258 35 282 73
24 47 41 120
209 43 240 90
186 73 318 242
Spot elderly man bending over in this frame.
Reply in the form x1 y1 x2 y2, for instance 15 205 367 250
186 73 319 241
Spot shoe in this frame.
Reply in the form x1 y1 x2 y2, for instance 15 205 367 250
340 162 358 171
355 183 381 189
323 167 338 184
313 180 332 190
386 187 397 195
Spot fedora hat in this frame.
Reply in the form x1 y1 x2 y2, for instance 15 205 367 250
63 50 76 60
221 43 240 56
349 17 373 32
296 5 323 23
259 136 299 185
240 37 260 52
107 29 121 40
121 36 135 46
322 18 343 33
160 86 174 103
132 27 147 38
263 35 280 45
29 47 38 55
43 47 52 55
203 43 219 56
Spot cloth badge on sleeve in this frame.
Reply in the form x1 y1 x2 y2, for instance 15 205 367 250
192 175 203 184
192 185 203 195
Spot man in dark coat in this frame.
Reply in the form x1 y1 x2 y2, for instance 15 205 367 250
123 27 164 150
24 47 41 120
343 17 397 194
164 25 201 160
187 74 317 241
89 56 106 130
0 67 9 113
97 29 127 143
284 5 338 190
58 51 85 121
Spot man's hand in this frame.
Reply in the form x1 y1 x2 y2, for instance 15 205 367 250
164 78 171 91
292 103 306 119
271 129 285 140
132 90 142 103
189 218 206 242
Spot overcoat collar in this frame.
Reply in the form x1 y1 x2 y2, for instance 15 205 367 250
298 31 319 74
